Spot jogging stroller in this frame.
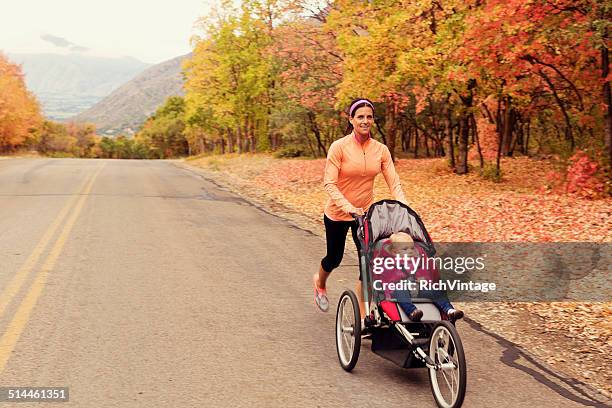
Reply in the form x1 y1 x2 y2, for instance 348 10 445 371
335 200 467 408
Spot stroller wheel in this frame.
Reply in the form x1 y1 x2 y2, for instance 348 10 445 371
335 290 361 371
428 321 467 408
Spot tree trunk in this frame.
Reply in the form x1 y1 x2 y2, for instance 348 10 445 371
512 116 523 156
446 105 455 170
307 111 327 156
502 100 515 156
304 127 316 157
495 120 502 178
539 70 574 151
602 28 612 166
374 119 388 146
497 96 514 156
218 138 224 154
243 117 250 153
236 125 243 154
401 127 409 153
471 114 484 169
525 119 530 156
227 128 234 153
249 119 256 153
405 127 412 153
385 104 398 161
244 118 250 153
456 116 469 174
435 131 445 156
456 81 475 173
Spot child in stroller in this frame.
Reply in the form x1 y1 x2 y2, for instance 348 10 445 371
373 231 464 321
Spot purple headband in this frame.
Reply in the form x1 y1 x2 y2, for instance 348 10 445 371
349 99 374 117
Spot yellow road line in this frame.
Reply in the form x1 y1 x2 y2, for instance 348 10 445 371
0 170 97 319
0 164 104 373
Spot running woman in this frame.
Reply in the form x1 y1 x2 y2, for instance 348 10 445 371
314 98 407 316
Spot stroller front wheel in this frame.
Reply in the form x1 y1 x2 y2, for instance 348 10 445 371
428 321 467 408
335 290 361 371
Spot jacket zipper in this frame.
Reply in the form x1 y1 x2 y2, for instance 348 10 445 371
362 147 366 176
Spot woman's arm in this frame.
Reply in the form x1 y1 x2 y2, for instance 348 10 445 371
324 142 358 214
381 146 407 204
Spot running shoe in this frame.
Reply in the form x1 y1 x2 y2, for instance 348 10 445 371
313 274 329 312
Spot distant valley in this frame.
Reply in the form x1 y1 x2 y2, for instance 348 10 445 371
72 54 189 136
9 52 188 136
9 53 151 120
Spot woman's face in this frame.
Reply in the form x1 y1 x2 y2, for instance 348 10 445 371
350 106 374 138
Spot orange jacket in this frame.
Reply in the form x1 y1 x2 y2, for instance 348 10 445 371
324 133 407 221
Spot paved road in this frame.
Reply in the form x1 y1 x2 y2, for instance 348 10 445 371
0 158 608 408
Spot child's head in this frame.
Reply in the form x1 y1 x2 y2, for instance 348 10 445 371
388 232 414 255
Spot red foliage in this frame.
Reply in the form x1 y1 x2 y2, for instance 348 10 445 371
564 151 608 198
458 0 605 130
272 22 342 112
543 150 609 199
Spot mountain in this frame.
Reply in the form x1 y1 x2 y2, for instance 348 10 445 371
8 53 151 120
71 54 189 136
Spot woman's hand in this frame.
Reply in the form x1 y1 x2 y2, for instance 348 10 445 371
349 206 365 216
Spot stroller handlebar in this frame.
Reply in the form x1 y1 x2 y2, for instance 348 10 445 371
350 213 367 247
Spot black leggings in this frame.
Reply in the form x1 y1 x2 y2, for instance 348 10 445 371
321 215 363 279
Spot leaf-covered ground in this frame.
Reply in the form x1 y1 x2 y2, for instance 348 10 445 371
186 153 611 397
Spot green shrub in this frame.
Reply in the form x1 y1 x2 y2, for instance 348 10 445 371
480 162 503 183
46 151 74 158
274 147 305 158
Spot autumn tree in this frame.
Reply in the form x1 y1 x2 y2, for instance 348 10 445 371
0 53 42 152
272 3 343 156
327 0 475 172
180 0 609 188
66 122 97 158
327 1 412 160
184 0 290 153
460 0 611 172
136 96 189 159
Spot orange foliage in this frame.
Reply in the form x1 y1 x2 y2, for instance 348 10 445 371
0 53 42 152
469 116 498 161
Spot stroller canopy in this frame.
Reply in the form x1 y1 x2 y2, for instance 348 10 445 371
366 200 435 256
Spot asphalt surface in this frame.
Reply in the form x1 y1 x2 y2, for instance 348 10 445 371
0 158 608 408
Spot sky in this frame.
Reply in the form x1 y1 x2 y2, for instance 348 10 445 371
0 0 216 64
